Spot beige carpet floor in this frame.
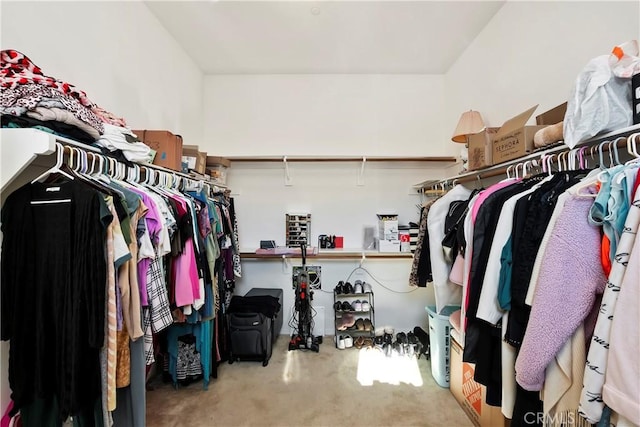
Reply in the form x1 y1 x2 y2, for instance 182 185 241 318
146 336 473 427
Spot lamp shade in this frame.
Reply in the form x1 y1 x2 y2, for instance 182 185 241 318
451 110 485 143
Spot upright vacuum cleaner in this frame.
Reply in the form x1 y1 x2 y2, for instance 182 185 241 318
288 243 322 352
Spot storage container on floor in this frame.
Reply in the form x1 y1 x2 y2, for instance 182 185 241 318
426 305 460 388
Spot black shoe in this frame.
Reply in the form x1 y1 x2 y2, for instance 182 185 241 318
407 331 418 345
341 301 353 311
396 332 407 345
374 335 384 346
383 343 393 358
383 332 393 345
333 301 342 311
335 281 344 294
393 341 404 357
343 282 354 294
406 343 415 358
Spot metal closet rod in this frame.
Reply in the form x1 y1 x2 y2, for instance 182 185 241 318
59 144 228 190
425 124 640 189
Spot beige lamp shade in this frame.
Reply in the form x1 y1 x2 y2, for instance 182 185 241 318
451 110 485 143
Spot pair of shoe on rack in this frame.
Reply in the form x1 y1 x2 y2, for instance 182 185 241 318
352 300 371 312
333 300 370 312
334 301 352 311
337 334 353 350
353 280 373 294
334 281 354 295
354 318 373 331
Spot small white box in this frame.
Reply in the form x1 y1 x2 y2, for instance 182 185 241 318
378 240 400 252
377 214 398 241
182 155 197 170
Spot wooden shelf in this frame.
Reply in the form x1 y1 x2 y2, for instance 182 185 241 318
240 249 413 260
227 155 457 163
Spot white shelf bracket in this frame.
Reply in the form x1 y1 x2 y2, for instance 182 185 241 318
283 156 292 186
281 255 291 273
357 156 366 186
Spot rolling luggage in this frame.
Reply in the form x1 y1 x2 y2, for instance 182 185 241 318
227 288 283 366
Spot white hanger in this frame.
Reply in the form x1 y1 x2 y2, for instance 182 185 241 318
624 133 640 165
32 142 74 183
506 165 513 179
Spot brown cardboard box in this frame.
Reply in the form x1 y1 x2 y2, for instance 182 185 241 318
182 145 206 174
206 156 230 185
492 105 546 165
206 156 231 168
467 128 498 171
132 130 183 171
535 102 567 125
450 337 510 427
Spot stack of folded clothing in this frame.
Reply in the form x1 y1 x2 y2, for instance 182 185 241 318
1 49 151 162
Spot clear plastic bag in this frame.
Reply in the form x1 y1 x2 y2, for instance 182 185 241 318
609 39 640 78
563 41 637 149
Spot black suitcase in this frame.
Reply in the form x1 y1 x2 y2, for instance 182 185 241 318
227 288 283 366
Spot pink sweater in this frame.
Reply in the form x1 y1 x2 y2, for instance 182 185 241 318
515 193 606 391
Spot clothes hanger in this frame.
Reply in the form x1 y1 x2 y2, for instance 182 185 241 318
506 165 514 179
32 142 75 183
624 133 640 166
597 140 609 169
607 141 616 167
579 147 588 169
612 137 625 166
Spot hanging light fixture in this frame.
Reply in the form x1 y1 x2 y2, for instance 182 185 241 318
451 110 485 143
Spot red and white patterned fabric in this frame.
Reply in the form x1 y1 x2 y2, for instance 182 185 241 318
1 49 94 107
1 49 126 127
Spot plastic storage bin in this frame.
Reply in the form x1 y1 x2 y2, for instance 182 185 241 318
426 305 461 388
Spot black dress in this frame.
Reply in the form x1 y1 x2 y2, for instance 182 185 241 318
1 179 111 423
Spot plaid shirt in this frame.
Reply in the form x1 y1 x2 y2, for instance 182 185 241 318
143 254 174 365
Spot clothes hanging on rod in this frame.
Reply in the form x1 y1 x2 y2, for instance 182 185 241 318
1 143 241 426
417 134 640 426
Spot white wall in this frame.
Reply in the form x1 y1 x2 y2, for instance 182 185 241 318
1 0 204 413
203 74 448 157
1 1 204 145
228 160 445 338
230 162 446 250
445 1 640 138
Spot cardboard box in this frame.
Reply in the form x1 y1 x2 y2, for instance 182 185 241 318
132 130 183 171
377 214 398 241
182 145 206 174
492 105 546 165
535 102 567 125
467 127 497 171
378 239 400 252
206 156 230 185
206 156 231 168
450 337 510 427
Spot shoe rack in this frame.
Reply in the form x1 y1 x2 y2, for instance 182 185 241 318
333 283 375 348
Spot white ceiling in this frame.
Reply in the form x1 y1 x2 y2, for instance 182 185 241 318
145 1 505 75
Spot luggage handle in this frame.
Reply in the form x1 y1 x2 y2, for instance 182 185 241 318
231 312 264 319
